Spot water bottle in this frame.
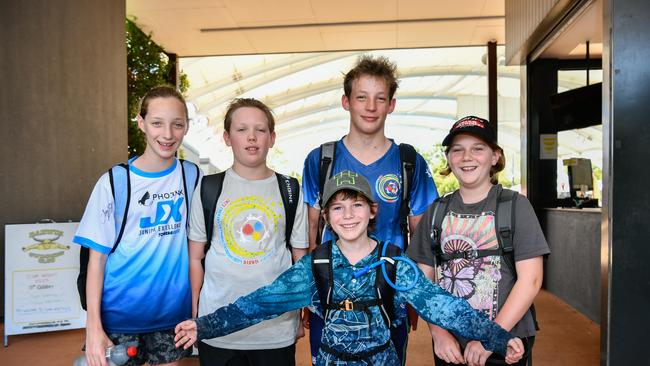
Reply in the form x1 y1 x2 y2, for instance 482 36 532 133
73 342 138 366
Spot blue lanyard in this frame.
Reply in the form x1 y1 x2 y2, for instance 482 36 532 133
352 242 420 291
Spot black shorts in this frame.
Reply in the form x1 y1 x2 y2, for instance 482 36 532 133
197 341 295 366
433 336 536 366
107 328 191 365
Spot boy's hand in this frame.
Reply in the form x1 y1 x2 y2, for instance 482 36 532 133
463 340 492 366
406 304 419 330
85 326 113 366
174 320 198 349
301 308 311 330
505 337 524 364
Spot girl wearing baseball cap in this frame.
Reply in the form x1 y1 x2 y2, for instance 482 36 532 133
407 116 550 366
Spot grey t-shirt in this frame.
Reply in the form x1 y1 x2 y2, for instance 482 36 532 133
407 185 550 339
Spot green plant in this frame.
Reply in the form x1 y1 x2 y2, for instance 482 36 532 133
126 18 190 157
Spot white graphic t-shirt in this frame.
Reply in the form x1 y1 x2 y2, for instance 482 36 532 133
188 169 308 349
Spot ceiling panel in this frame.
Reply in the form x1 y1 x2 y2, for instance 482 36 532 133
127 0 507 56
222 0 315 25
310 0 398 21
244 28 326 53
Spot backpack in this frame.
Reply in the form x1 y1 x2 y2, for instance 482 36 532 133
199 172 300 257
317 141 417 248
311 240 401 329
76 159 200 311
429 188 539 330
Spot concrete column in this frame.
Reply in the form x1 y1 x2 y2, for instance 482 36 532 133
0 0 127 317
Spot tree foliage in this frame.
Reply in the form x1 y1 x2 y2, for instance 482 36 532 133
126 18 189 157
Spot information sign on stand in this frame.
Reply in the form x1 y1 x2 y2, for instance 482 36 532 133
4 222 85 346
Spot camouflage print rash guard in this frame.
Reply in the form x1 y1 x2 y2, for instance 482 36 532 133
195 242 513 365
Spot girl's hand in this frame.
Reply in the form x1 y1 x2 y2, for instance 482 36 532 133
431 328 464 364
463 340 492 366
85 326 113 366
174 320 198 349
505 337 524 364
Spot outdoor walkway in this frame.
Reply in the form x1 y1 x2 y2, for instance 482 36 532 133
0 290 599 365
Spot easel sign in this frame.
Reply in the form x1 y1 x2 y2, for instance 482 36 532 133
4 222 85 346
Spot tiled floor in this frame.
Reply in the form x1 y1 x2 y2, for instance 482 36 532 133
0 290 599 365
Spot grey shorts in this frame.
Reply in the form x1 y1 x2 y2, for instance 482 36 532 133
107 328 191 365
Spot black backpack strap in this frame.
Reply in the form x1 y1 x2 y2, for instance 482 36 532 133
78 162 129 311
429 193 453 266
180 159 200 202
375 241 400 328
200 172 226 252
494 189 537 330
312 241 334 319
110 163 130 252
496 189 517 256
275 173 300 250
317 142 336 245
495 189 518 282
398 143 417 249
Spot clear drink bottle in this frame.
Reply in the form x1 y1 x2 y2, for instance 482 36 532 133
73 343 138 366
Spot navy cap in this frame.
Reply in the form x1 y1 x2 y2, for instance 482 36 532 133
442 116 496 146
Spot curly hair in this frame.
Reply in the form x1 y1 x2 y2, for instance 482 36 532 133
343 55 399 99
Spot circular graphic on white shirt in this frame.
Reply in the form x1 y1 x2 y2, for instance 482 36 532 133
216 195 281 265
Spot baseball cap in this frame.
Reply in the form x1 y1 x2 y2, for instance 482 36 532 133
442 116 496 146
321 170 375 207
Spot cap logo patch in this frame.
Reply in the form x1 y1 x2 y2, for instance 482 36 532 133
334 171 358 186
453 118 485 130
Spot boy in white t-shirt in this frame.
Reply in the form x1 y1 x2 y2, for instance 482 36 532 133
188 98 309 366
74 86 200 366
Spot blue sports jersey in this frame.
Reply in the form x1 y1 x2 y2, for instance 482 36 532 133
74 158 194 333
302 139 438 248
194 241 514 365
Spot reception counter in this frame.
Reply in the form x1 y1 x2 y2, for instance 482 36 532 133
541 207 601 323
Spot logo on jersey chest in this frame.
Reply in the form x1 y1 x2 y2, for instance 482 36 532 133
375 174 401 203
140 198 184 228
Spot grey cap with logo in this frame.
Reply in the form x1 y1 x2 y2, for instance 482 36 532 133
321 170 376 206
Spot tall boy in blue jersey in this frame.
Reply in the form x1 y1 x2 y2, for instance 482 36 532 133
74 86 200 366
302 55 439 364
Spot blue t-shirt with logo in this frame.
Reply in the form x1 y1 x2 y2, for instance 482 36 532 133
74 158 194 333
302 139 438 248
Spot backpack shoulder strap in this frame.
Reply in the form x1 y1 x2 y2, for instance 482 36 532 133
375 241 400 327
109 162 130 253
79 162 129 311
429 192 453 265
312 241 334 318
496 188 517 255
200 172 226 250
318 141 337 207
180 159 200 207
494 188 537 329
398 143 417 249
316 141 337 245
275 173 300 250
